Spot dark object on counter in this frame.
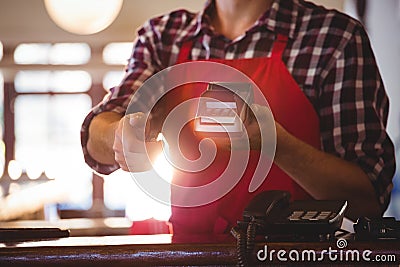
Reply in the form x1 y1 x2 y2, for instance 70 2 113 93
354 217 400 240
0 227 70 242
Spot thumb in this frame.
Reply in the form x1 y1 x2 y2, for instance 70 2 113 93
128 112 146 128
250 104 269 121
127 112 148 141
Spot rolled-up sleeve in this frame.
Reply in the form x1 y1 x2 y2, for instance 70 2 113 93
81 22 162 175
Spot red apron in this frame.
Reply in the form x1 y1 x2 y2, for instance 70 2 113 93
166 34 321 235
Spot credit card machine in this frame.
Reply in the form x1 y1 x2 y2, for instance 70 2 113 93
194 82 253 136
238 190 348 240
231 190 348 266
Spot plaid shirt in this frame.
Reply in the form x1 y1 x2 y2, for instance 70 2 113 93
81 0 395 210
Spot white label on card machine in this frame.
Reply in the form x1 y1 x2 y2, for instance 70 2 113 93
205 102 237 109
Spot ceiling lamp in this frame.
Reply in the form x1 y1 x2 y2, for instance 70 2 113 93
44 0 124 35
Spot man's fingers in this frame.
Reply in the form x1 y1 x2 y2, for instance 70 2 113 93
128 112 146 127
128 112 151 141
251 104 269 121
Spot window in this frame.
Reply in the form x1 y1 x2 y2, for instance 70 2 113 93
0 71 4 178
103 42 132 65
0 42 99 220
14 94 92 208
14 43 90 65
14 43 51 65
0 41 3 61
15 70 91 93
1 40 172 221
103 70 125 90
49 43 91 65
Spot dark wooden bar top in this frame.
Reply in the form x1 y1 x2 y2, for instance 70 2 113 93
1 234 235 266
1 232 400 266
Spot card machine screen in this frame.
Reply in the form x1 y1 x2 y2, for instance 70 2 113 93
194 82 253 135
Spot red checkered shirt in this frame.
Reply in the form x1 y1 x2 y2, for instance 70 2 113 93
81 0 395 210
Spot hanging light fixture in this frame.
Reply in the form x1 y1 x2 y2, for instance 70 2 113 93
44 0 124 35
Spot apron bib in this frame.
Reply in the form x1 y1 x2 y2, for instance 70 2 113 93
164 35 321 234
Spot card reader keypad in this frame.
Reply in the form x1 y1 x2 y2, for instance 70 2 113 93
288 211 336 222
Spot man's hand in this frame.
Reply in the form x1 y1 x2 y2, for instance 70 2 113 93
113 112 162 172
242 103 275 150
212 103 275 151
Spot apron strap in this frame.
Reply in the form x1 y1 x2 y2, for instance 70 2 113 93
177 39 194 64
271 34 288 58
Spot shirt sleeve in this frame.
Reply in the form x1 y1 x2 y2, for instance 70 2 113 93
318 24 396 212
81 21 163 175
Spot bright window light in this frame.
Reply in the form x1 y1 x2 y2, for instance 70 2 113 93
8 160 22 180
0 71 4 110
0 141 5 178
15 71 51 92
103 42 132 65
104 170 132 210
0 72 3 178
14 43 52 65
14 43 91 65
50 71 91 92
8 183 21 194
103 70 125 90
14 94 92 168
0 41 3 61
106 147 173 219
49 43 90 65
124 168 172 221
26 164 42 180
14 94 92 209
153 152 173 184
0 71 3 92
15 70 91 93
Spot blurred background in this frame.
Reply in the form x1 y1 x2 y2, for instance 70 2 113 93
0 0 398 235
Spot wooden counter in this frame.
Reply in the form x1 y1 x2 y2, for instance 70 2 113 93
1 233 400 266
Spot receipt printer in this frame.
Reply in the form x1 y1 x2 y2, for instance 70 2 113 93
194 82 253 135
